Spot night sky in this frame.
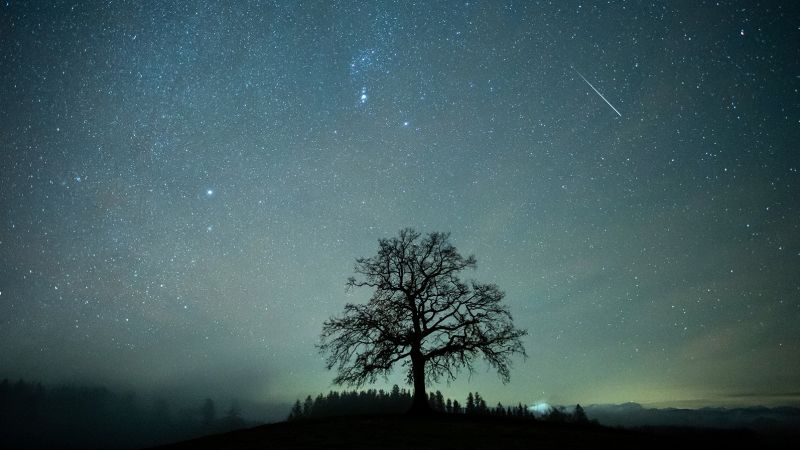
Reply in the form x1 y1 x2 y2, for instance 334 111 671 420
1 1 798 410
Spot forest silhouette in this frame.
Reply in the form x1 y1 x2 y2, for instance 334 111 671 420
0 378 247 449
285 385 590 423
3 378 796 449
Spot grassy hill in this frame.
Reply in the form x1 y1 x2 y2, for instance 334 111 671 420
149 414 770 449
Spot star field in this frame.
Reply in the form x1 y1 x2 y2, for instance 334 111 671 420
1 1 798 408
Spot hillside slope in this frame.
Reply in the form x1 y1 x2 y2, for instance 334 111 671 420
150 414 767 450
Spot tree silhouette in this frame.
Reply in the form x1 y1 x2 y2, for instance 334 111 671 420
303 395 314 417
475 393 488 415
224 401 245 430
573 404 589 424
288 400 302 421
319 229 527 414
200 399 215 428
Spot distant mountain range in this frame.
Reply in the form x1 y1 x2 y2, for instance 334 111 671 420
583 403 800 432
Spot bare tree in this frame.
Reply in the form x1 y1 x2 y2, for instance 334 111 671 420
319 228 527 414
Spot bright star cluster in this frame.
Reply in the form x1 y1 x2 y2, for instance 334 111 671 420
0 1 798 408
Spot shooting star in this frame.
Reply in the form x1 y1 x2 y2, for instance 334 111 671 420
573 68 622 117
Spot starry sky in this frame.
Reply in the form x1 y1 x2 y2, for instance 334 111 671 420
1 1 798 410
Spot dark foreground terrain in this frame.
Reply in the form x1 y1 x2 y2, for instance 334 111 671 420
150 414 790 450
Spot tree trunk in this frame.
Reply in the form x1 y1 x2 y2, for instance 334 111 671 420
407 350 431 415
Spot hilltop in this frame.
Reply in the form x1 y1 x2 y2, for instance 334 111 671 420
150 413 772 450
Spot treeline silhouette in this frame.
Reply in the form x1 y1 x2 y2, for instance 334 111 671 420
0 378 247 449
287 385 592 424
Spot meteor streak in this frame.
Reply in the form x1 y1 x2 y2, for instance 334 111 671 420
573 68 622 117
